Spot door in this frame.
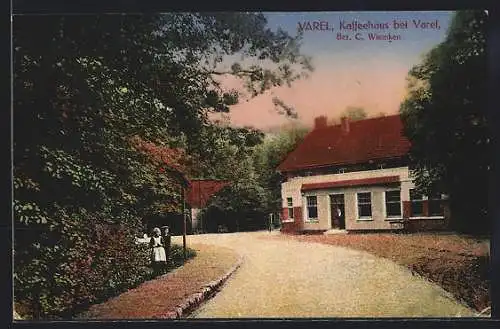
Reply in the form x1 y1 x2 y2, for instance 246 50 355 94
330 194 345 229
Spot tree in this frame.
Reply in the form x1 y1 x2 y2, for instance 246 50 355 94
399 10 489 234
202 178 268 232
13 13 312 318
192 123 269 231
328 106 368 125
187 124 265 180
253 123 310 214
341 106 367 121
197 121 309 232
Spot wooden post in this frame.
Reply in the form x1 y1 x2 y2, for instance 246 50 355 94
182 186 187 262
199 181 203 233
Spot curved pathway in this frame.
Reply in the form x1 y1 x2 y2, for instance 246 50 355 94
173 231 475 318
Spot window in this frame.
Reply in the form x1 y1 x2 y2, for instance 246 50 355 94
287 197 294 220
357 192 372 218
410 190 444 217
385 190 401 217
410 189 424 217
306 196 318 220
429 192 444 216
338 168 346 174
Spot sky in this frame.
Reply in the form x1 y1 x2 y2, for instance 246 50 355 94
212 11 454 131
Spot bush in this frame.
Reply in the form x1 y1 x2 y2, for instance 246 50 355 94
14 208 196 320
168 244 197 269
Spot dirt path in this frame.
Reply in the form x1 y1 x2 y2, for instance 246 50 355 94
173 231 475 318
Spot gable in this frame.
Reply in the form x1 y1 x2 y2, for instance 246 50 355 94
187 180 231 208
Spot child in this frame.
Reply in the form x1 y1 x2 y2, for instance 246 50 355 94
150 227 167 276
162 226 172 267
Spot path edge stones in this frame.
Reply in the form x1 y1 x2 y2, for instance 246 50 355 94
158 253 244 319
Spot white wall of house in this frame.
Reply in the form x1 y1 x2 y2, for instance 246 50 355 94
282 166 416 231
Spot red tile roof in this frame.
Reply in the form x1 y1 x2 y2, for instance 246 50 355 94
301 176 400 191
186 180 231 208
277 115 410 172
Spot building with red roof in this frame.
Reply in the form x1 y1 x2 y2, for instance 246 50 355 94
131 136 236 234
277 115 449 233
187 179 231 233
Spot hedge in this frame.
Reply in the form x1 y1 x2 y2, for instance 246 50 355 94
14 211 196 320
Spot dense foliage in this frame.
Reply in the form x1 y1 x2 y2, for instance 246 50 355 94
341 106 368 121
253 124 310 214
13 13 311 318
198 123 309 232
400 10 490 234
325 106 369 125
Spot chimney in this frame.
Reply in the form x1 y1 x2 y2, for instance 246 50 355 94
341 116 350 134
314 116 328 130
